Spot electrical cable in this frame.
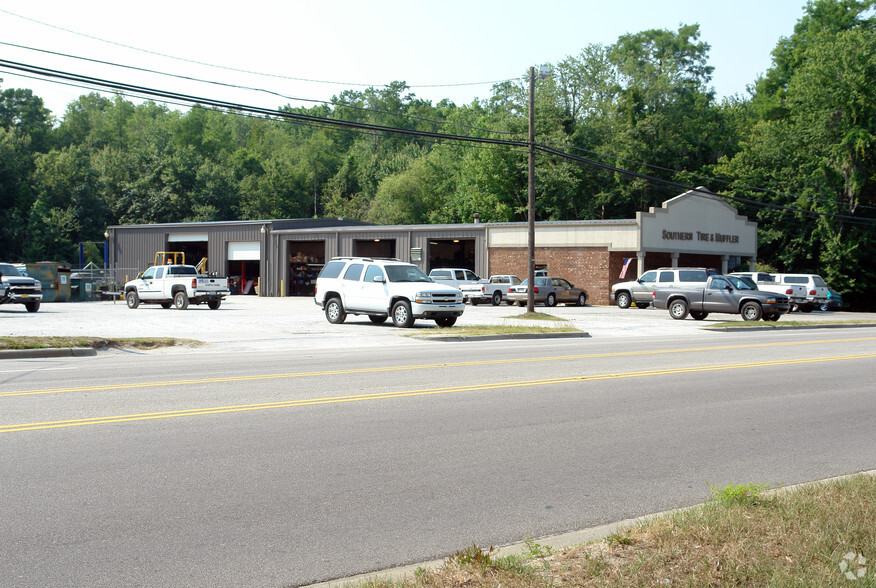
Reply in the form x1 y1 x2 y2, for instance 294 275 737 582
0 41 523 137
0 8 514 90
3 55 873 226
547 139 876 212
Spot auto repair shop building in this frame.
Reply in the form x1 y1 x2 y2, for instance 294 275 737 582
106 189 757 305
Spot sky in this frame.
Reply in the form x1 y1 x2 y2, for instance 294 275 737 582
0 1 809 121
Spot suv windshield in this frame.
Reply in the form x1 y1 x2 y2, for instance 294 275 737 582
386 265 431 283
0 263 24 277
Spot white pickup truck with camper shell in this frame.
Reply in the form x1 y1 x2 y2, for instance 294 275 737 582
459 274 522 306
770 273 829 311
124 264 229 310
728 271 814 312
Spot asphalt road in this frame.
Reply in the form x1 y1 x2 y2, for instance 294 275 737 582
2 309 875 587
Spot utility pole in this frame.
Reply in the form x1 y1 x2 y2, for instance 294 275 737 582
527 65 550 313
527 67 536 313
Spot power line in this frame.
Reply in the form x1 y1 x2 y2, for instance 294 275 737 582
0 8 513 91
3 56 874 227
0 41 522 137
547 139 876 212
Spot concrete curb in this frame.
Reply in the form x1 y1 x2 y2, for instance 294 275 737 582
708 322 876 332
303 469 876 588
416 331 589 342
0 347 96 359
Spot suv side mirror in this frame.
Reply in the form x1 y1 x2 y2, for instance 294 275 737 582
372 275 385 283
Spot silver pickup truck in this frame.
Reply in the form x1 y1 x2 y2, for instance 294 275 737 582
652 275 791 322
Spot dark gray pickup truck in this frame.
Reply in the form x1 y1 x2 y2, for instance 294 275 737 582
651 275 791 321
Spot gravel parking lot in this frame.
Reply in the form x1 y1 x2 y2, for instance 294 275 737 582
1 296 871 352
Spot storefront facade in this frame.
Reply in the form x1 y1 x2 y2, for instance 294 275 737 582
107 189 757 305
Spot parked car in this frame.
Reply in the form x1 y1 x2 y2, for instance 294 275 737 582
770 273 829 311
506 276 587 307
315 257 465 328
428 268 482 292
459 274 522 306
0 262 43 312
610 267 717 309
651 274 791 321
729 271 813 312
823 288 843 311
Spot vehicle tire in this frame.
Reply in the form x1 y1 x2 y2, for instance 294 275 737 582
668 299 689 320
576 293 587 306
764 313 781 321
25 300 40 313
471 299 479 306
368 314 388 324
615 291 631 309
819 302 829 312
790 304 799 313
435 317 457 328
125 290 140 309
506 300 516 306
491 291 502 306
690 311 709 320
173 290 189 310
391 300 414 328
545 293 556 307
207 299 221 310
325 297 346 324
517 301 526 307
741 301 762 321
160 301 172 309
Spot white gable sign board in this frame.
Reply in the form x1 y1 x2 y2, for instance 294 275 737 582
638 190 757 257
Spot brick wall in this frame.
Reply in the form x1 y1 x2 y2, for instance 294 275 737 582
489 247 613 306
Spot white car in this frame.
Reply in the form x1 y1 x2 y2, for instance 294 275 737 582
315 257 465 328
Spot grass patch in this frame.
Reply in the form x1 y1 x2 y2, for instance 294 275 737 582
0 336 198 350
415 325 578 338
506 311 568 322
355 473 876 587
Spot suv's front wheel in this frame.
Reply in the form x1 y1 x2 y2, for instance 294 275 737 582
325 297 346 324
391 300 414 328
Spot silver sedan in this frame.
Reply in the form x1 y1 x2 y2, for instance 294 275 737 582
506 276 588 307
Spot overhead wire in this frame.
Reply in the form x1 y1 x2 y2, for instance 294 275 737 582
2 55 873 227
0 8 513 90
0 41 522 137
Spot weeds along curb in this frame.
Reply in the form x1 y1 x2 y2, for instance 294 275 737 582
302 469 876 588
706 322 876 332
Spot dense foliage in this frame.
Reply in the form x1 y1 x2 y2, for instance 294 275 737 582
1 0 874 308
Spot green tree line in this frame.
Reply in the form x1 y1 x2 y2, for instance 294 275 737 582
1 0 874 308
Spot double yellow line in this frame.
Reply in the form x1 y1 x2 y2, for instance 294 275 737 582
2 352 873 433
3 337 875 399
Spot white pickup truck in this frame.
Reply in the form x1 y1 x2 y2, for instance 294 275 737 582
124 264 229 310
728 272 813 312
459 274 522 306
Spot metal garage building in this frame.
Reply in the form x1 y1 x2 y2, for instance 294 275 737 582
106 189 758 305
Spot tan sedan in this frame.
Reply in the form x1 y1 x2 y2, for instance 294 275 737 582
506 276 588 307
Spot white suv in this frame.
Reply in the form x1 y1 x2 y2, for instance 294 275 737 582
314 257 465 328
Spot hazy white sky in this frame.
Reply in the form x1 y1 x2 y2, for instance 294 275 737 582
0 1 807 119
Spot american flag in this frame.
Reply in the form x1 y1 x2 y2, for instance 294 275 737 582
619 258 633 279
